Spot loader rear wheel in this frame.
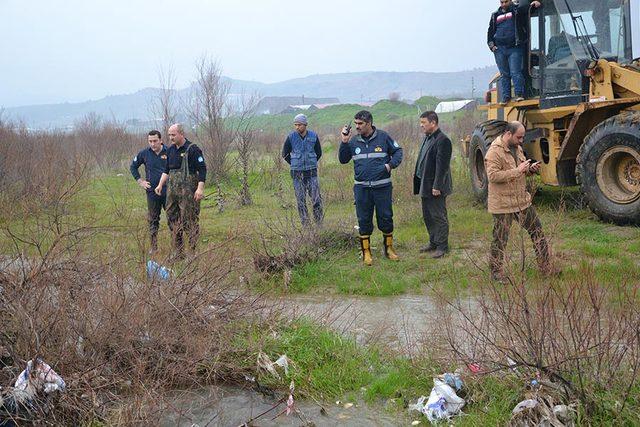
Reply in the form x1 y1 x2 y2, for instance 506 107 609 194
577 111 640 225
469 120 507 202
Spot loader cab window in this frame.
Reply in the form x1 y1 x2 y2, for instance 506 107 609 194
532 0 632 103
553 0 631 63
541 2 583 97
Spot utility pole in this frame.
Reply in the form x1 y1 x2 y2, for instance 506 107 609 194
471 77 476 100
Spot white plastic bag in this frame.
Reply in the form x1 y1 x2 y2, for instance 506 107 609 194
14 358 65 396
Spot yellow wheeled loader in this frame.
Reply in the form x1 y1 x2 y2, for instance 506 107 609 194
465 0 640 224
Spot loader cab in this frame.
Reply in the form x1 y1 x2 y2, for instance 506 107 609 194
528 0 634 108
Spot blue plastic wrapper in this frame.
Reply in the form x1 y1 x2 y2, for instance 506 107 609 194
146 260 172 280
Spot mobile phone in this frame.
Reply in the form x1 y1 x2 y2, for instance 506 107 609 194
342 121 352 136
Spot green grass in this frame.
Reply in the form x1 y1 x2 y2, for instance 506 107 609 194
5 137 640 297
4 116 640 425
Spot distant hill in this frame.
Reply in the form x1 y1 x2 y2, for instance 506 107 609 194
3 67 496 129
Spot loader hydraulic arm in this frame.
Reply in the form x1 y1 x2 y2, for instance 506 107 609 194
588 59 640 100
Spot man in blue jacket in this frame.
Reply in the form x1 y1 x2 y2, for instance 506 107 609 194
339 110 403 266
130 130 167 254
487 0 540 103
282 114 324 226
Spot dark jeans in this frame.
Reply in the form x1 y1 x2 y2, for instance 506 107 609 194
421 196 449 251
354 184 393 235
146 193 166 240
490 206 550 274
292 172 324 226
494 45 525 101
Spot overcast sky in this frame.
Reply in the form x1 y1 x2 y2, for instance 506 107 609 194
1 0 501 108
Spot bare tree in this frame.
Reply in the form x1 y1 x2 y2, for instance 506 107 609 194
234 93 260 206
188 56 234 181
152 65 178 139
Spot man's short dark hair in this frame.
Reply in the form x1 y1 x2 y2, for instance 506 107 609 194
354 110 373 123
148 130 162 139
503 121 524 135
420 111 439 124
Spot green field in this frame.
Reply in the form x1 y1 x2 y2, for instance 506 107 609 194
3 110 639 425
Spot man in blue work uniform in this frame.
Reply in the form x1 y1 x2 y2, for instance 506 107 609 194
130 130 168 254
282 114 324 226
339 110 403 266
155 123 207 259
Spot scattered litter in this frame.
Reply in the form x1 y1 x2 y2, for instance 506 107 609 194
274 355 290 376
553 404 577 424
442 373 463 391
14 358 65 396
343 402 353 409
512 399 538 415
257 352 292 379
509 396 576 426
285 381 295 416
146 260 172 281
0 358 66 425
506 357 519 373
467 363 482 374
411 421 421 426
409 373 465 423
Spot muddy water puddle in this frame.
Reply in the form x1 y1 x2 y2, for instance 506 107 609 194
162 293 474 426
161 386 401 426
278 293 462 352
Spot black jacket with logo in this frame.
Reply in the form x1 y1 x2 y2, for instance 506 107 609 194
487 0 533 50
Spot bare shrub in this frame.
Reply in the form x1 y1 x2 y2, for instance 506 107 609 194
0 121 90 217
151 65 179 140
438 264 640 419
73 113 138 171
0 185 272 425
257 131 288 202
233 94 261 206
252 216 355 274
188 57 234 181
386 119 420 200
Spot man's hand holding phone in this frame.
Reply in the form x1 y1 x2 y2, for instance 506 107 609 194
529 161 542 174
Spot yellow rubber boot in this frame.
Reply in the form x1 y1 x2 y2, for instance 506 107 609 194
383 233 400 261
359 235 373 266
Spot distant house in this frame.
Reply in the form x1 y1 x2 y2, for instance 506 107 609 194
434 100 477 114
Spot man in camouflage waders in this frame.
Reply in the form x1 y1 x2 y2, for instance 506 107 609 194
155 124 207 259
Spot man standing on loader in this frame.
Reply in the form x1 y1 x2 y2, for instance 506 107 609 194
487 0 541 103
339 110 403 266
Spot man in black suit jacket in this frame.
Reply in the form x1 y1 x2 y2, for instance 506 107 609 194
413 111 453 258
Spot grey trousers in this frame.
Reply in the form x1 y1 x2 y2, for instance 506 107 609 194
421 196 449 251
292 173 324 226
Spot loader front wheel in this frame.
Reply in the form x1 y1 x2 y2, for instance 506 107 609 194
577 111 640 225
